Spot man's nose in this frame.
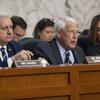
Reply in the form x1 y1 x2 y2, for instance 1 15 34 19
7 26 13 34
7 26 12 31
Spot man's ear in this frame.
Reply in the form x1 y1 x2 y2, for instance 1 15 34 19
56 31 61 38
57 29 64 38
37 32 41 39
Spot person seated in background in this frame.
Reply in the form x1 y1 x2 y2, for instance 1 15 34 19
33 18 54 41
77 29 90 54
0 12 33 68
11 16 27 42
49 16 87 64
78 14 100 56
81 29 89 36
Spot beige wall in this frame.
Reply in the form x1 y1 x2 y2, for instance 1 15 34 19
0 0 99 37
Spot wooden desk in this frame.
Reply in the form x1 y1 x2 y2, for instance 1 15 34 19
0 64 100 100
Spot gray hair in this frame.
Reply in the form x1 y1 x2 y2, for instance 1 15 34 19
54 16 78 32
0 12 9 19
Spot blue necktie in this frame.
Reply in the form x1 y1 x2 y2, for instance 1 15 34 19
0 47 8 67
65 52 72 64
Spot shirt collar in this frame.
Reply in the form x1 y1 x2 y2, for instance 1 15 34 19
56 40 74 64
0 45 7 49
56 40 66 55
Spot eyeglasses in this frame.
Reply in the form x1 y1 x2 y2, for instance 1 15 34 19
63 30 79 36
0 25 13 31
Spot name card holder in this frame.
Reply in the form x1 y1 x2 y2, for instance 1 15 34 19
86 56 100 64
15 60 43 68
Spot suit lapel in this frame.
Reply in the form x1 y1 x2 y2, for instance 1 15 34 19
7 44 15 57
50 39 63 64
72 49 81 63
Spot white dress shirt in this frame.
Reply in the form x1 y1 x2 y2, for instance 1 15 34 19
0 45 13 68
56 40 75 64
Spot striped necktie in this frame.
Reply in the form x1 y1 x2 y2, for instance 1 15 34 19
64 52 72 64
0 47 8 67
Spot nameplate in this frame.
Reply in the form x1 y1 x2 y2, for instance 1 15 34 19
15 60 43 67
86 56 100 64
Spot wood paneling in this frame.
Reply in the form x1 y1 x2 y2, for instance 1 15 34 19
0 64 100 100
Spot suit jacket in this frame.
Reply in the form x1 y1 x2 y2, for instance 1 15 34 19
77 35 100 56
84 44 100 56
0 41 22 67
7 41 22 57
77 35 92 55
20 38 57 65
49 38 87 64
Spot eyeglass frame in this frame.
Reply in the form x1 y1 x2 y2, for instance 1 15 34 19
61 29 80 36
0 25 13 31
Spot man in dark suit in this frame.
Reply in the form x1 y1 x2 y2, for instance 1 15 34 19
11 16 27 42
49 16 86 64
20 16 86 65
0 12 33 68
20 38 57 65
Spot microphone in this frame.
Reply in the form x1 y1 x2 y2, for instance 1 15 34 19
38 57 49 67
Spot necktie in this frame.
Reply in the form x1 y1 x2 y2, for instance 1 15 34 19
64 52 72 64
0 47 8 67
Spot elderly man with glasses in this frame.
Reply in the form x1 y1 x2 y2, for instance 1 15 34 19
49 16 87 65
0 12 33 68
